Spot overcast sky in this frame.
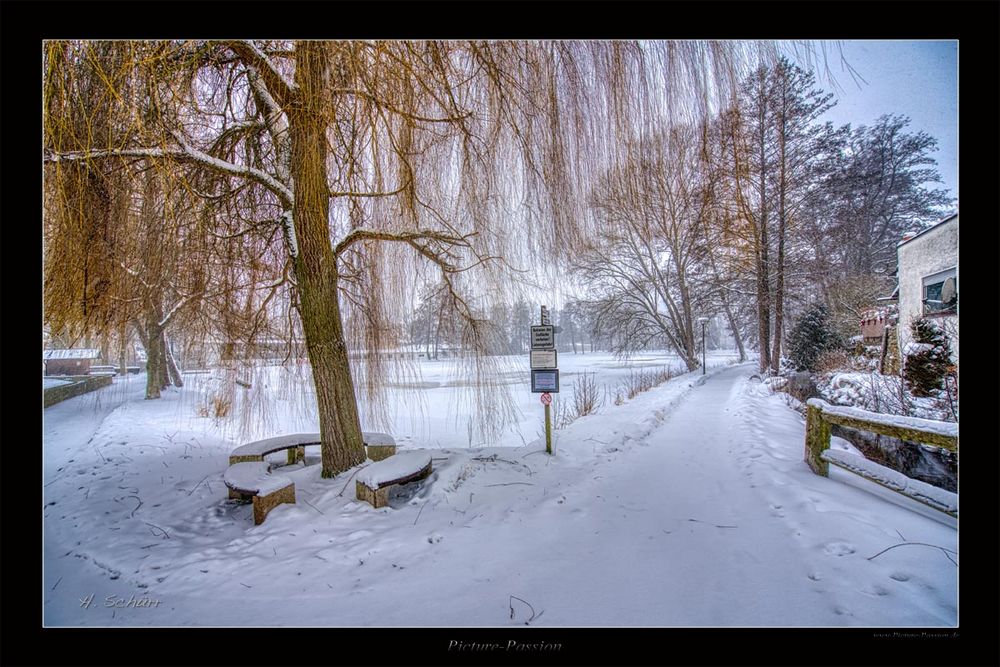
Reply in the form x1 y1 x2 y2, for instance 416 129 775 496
801 40 958 207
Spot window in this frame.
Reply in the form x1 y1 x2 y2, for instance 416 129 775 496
922 268 957 315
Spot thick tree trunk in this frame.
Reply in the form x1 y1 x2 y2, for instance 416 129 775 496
290 41 366 478
143 311 161 400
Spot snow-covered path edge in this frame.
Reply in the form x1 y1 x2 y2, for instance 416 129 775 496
43 361 956 627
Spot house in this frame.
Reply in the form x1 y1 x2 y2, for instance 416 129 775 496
43 348 101 376
892 213 958 362
859 307 891 345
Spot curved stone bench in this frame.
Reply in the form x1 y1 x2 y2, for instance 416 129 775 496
224 461 296 525
356 451 432 509
229 431 397 466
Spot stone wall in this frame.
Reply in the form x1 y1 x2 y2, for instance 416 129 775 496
43 375 113 408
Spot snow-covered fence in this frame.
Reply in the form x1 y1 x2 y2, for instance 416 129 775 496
804 398 958 514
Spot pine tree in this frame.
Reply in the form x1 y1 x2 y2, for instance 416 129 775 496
788 303 836 371
903 318 952 397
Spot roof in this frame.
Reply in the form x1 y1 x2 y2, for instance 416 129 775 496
877 285 900 302
896 213 958 248
43 348 100 360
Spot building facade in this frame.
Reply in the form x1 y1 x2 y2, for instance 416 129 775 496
895 214 958 362
43 348 101 376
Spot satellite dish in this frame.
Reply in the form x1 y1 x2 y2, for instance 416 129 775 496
940 277 956 305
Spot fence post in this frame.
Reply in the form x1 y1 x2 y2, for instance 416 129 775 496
804 402 831 476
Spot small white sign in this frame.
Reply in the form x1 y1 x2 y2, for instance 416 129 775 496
530 350 558 369
530 325 555 350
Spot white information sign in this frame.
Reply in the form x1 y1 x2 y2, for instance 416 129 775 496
530 349 558 369
530 325 555 350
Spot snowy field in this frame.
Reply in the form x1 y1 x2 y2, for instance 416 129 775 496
42 352 957 627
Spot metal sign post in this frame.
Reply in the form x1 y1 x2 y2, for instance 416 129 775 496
530 305 559 455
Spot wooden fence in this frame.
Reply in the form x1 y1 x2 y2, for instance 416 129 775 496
804 398 958 515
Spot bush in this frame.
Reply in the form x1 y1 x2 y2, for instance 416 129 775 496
903 318 953 397
572 372 604 417
788 303 841 372
814 349 851 374
617 366 676 400
785 371 819 403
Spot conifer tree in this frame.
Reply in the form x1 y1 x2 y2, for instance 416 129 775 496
787 302 836 371
903 318 952 397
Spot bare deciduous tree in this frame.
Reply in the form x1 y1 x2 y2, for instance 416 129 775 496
45 39 795 477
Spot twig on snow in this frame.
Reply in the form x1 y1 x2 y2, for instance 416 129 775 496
337 463 370 497
413 501 429 525
485 482 535 488
144 522 170 539
688 518 737 528
126 495 143 518
509 595 541 625
186 473 215 496
867 542 957 565
302 498 325 515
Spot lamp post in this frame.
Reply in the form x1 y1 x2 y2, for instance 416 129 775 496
698 317 709 375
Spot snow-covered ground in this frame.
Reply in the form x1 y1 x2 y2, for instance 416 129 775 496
42 353 957 626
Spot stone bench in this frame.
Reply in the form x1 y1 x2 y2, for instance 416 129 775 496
356 451 433 509
224 461 296 525
229 431 398 467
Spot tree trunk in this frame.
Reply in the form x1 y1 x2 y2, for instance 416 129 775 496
290 41 366 478
770 106 788 375
118 322 129 375
756 173 771 370
724 304 746 362
164 334 184 387
158 333 170 388
756 237 771 374
100 333 110 366
143 311 161 400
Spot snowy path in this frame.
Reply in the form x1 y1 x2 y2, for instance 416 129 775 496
43 363 957 627
362 364 956 626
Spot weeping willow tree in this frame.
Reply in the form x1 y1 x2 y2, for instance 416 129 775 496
44 39 806 477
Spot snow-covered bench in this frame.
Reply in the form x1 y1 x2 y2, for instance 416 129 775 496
229 431 397 466
224 461 296 525
356 451 433 509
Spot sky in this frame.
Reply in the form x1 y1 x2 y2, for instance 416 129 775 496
798 40 958 206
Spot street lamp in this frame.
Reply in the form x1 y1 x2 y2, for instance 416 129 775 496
697 317 709 375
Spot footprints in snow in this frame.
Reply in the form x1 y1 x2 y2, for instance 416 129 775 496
822 541 857 557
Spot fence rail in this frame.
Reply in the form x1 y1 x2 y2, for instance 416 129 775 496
803 398 958 515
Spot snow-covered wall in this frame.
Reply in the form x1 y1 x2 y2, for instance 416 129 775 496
896 215 958 360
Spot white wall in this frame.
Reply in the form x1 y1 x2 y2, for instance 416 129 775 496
896 216 958 361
